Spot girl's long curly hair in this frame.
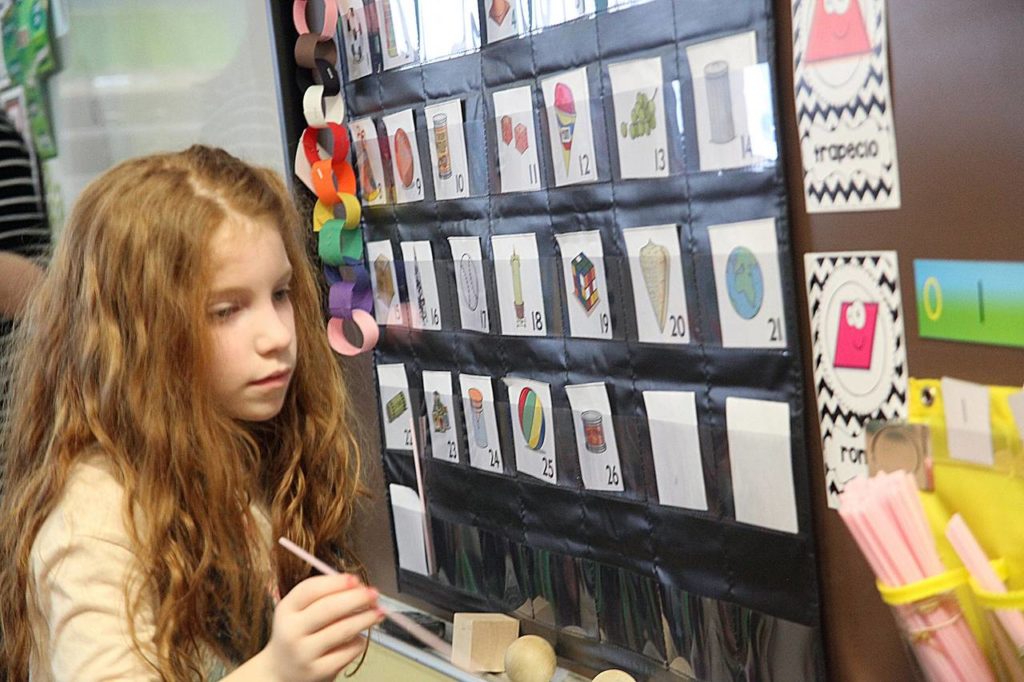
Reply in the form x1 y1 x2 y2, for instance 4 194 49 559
0 145 365 679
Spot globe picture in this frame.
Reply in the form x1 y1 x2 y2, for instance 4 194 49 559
726 246 764 319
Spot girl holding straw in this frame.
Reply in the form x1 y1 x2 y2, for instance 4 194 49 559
0 146 380 680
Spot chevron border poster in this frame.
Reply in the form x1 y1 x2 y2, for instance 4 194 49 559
805 251 908 507
791 0 901 212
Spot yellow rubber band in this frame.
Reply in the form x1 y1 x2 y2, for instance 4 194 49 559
877 567 968 606
969 560 1024 609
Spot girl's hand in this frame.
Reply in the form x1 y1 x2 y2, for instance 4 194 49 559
258 573 383 682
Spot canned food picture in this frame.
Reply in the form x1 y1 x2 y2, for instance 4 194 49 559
581 410 607 453
433 112 453 179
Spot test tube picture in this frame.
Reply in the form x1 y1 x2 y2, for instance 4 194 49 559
469 388 488 448
511 249 525 327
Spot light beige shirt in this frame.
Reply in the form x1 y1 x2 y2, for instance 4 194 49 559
28 455 271 681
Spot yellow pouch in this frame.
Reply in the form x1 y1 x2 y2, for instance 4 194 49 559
907 378 1024 669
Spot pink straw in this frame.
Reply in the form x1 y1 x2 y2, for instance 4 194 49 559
945 514 1024 650
278 537 453 660
839 471 995 682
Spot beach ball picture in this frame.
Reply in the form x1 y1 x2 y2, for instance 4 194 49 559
517 387 546 450
726 246 764 319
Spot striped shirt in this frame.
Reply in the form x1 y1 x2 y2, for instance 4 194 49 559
0 112 48 261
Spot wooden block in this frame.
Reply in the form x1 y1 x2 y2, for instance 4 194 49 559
451 612 520 672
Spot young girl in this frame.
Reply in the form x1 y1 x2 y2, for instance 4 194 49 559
0 146 381 680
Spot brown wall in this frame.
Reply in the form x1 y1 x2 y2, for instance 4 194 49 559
349 1 1024 678
777 0 1024 679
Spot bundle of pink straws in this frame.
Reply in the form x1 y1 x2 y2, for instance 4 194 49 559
839 471 994 682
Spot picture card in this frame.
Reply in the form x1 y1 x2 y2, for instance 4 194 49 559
554 230 613 340
348 117 387 205
505 377 557 484
622 225 691 344
643 391 708 511
448 236 491 333
400 241 442 331
459 374 504 473
382 108 425 204
532 0 594 29
491 233 547 336
377 0 419 70
423 370 460 463
377 363 414 451
685 31 761 172
339 0 373 81
726 397 798 534
541 67 598 187
804 251 908 507
608 57 670 179
792 0 901 211
484 0 525 43
708 218 786 349
366 240 404 326
492 85 542 193
389 484 429 575
566 383 624 492
424 99 470 200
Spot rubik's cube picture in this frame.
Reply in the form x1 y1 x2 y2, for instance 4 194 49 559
571 252 599 314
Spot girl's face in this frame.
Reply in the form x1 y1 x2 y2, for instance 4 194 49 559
205 217 297 422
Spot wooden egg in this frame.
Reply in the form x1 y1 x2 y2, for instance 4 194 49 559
503 634 557 682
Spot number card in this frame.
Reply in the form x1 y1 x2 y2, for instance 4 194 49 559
349 117 387 205
533 0 594 29
505 377 557 484
685 30 759 172
541 67 598 187
366 240 404 326
622 225 691 344
492 86 542 193
382 108 424 204
484 0 524 43
377 0 419 71
424 99 470 200
423 370 460 463
726 397 798 534
459 374 504 473
554 230 612 339
377 363 414 451
339 0 373 81
400 241 442 331
491 233 547 336
643 391 708 511
708 218 786 349
448 236 490 333
565 382 623 492
608 57 670 179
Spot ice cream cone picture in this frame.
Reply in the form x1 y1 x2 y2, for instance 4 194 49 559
543 68 595 186
554 82 576 174
639 240 669 332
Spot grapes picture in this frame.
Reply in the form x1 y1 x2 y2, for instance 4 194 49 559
620 89 658 139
